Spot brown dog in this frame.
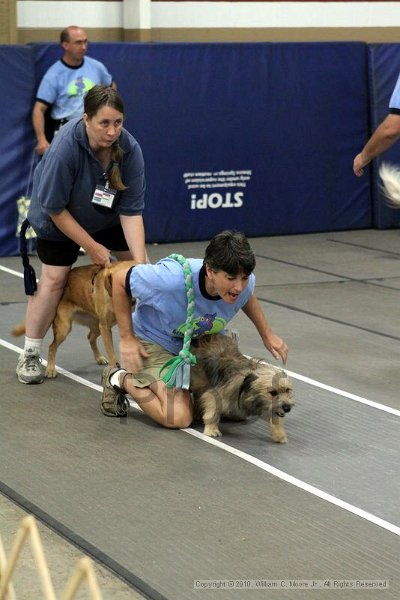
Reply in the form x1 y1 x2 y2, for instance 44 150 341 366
190 334 294 442
12 261 135 378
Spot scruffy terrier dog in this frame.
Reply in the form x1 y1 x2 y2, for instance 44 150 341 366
190 334 294 442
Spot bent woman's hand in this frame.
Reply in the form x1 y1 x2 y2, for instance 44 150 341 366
86 242 111 266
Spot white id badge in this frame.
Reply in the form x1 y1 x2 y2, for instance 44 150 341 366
91 184 117 209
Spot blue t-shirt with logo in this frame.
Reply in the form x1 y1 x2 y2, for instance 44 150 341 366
128 257 255 354
36 57 112 120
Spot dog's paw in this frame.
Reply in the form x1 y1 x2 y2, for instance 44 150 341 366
96 355 109 366
272 432 287 444
45 366 57 378
203 424 222 437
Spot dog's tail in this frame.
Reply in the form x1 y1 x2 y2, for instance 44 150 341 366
11 321 26 337
379 162 400 208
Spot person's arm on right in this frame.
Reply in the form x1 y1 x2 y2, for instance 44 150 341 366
353 114 400 176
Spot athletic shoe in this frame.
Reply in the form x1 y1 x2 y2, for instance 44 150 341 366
101 366 129 417
16 353 44 384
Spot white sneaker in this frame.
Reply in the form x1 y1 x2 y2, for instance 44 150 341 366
16 353 45 384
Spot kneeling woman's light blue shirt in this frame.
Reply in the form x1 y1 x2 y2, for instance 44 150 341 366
127 258 255 355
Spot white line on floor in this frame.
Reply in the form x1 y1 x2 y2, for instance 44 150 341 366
287 371 400 417
0 339 102 391
253 357 400 417
1 337 399 538
183 429 400 537
286 369 399 417
0 265 23 278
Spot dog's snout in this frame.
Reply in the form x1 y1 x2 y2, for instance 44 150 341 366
282 403 292 413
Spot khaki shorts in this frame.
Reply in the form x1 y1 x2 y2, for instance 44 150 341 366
126 339 176 388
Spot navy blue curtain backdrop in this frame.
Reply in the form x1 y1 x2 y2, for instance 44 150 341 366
0 46 36 256
368 44 400 229
0 41 373 255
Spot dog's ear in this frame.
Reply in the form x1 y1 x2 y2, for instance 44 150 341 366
238 372 258 397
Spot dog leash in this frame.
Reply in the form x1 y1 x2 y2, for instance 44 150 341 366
159 254 197 389
16 150 38 241
20 219 38 296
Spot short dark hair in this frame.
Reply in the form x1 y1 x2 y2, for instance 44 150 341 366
60 28 70 44
204 230 256 276
60 25 81 44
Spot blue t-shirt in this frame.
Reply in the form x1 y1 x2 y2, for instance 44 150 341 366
36 57 112 120
128 258 255 354
28 118 145 240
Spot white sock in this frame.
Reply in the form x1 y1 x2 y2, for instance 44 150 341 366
24 337 42 356
110 369 127 389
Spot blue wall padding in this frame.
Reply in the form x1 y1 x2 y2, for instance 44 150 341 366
93 42 371 243
368 44 400 229
0 42 373 254
0 46 36 256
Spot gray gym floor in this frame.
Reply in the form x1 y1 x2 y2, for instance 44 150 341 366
1 229 399 599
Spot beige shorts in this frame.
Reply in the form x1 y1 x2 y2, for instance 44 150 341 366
126 339 176 389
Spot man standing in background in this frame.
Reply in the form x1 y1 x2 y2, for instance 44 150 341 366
353 71 400 176
32 25 116 156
